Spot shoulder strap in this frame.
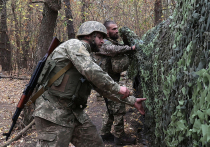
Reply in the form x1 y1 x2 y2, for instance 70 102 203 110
26 62 72 106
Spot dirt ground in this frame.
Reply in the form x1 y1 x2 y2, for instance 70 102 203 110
0 72 147 147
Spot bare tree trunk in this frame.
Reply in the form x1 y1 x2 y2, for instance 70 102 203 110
154 0 162 26
134 0 140 36
23 0 61 126
0 0 12 72
11 0 21 76
21 0 33 70
81 0 86 23
21 38 29 69
35 0 61 64
21 3 31 69
63 0 75 39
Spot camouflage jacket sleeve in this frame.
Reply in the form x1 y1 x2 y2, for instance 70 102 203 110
98 40 132 57
65 40 120 94
95 87 136 106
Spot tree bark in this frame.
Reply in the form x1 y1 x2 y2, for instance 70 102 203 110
63 0 75 39
24 0 61 126
81 0 86 23
11 0 21 76
154 0 162 26
0 0 12 72
21 36 29 69
134 0 140 36
35 0 61 64
21 1 32 69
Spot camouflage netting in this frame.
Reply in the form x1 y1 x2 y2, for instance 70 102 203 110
119 0 210 146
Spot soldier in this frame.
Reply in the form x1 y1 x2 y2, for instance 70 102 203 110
33 21 146 147
92 20 136 145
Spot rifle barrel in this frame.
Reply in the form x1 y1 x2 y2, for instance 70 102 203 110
3 108 22 141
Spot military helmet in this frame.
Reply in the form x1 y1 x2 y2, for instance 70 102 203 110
76 21 107 38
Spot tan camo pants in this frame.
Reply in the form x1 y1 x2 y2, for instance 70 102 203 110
35 116 104 147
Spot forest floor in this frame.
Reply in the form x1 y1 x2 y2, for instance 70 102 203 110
0 70 148 147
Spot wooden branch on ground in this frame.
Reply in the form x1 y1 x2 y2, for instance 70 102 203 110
31 1 45 3
0 119 35 147
0 75 30 80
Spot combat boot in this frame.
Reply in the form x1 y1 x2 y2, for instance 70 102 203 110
114 134 136 145
101 133 114 141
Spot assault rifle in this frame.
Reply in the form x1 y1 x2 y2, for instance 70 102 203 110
3 37 60 141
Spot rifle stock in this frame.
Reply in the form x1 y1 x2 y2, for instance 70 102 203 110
3 37 60 141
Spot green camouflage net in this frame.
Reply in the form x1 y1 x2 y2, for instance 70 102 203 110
119 0 210 146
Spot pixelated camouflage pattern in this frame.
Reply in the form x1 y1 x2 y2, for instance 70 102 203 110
91 38 131 80
111 55 130 73
76 21 107 38
91 53 111 73
99 38 131 57
33 39 136 127
35 116 104 147
101 101 126 138
96 88 136 106
101 39 130 73
91 38 132 137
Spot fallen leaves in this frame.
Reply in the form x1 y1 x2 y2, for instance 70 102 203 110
0 78 29 105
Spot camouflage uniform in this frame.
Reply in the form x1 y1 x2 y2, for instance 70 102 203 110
33 21 136 147
91 38 131 138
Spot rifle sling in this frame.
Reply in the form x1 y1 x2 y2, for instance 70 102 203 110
26 62 72 106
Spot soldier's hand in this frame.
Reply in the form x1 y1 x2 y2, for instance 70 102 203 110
119 86 130 99
134 98 146 115
131 45 135 50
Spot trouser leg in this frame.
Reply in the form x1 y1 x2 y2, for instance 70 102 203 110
71 116 104 147
101 101 114 135
113 113 125 138
112 102 126 138
35 117 73 147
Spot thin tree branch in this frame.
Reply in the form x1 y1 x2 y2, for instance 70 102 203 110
0 119 35 147
31 1 45 3
0 75 30 80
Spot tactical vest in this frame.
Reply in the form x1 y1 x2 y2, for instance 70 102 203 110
37 58 92 109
